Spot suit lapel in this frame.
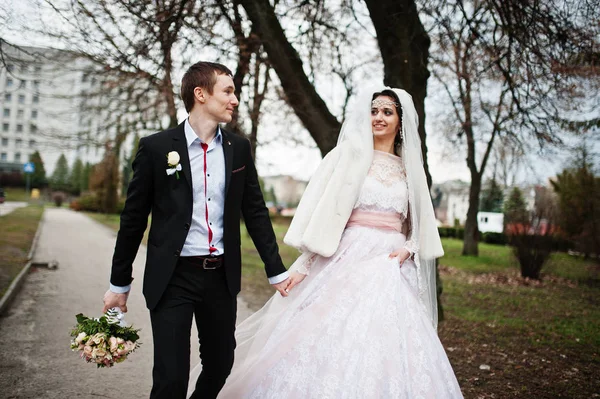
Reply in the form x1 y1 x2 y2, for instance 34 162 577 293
222 129 234 196
171 123 193 191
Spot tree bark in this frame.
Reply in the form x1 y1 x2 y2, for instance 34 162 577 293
463 172 481 256
238 0 341 156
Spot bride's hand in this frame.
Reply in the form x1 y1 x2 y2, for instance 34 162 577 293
388 248 411 267
284 271 307 293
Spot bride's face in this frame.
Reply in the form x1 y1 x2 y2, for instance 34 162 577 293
371 95 400 140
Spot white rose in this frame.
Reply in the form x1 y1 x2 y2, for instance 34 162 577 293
167 151 180 166
75 332 87 345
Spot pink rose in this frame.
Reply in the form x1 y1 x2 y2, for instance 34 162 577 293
116 337 125 344
109 337 118 352
91 333 106 346
83 346 93 356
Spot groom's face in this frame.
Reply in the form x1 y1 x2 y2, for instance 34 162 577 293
203 74 239 123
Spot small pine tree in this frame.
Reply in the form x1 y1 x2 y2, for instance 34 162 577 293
29 151 47 188
504 187 528 228
480 178 504 212
82 162 92 193
51 154 70 192
69 158 84 195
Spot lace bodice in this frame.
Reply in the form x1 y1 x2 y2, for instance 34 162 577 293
355 150 409 216
297 151 419 276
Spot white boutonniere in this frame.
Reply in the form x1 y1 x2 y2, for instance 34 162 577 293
166 151 182 180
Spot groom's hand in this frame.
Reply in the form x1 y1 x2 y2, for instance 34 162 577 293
102 290 129 313
272 279 290 297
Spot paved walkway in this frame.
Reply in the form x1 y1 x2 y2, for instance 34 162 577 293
0 208 253 398
0 201 28 216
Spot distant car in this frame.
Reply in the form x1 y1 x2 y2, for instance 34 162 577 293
0 188 5 204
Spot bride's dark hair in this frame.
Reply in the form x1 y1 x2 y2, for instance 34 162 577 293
372 89 403 155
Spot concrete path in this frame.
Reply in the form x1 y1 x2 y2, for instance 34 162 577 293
0 208 253 398
0 201 28 216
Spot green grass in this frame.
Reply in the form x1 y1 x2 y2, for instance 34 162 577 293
443 275 600 348
2 187 31 202
0 205 44 296
240 218 300 309
440 237 599 284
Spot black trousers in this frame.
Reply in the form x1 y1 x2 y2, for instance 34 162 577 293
149 257 237 399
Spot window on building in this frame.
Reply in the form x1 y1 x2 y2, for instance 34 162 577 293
2 123 8 132
16 124 23 132
17 109 24 119
1 138 7 146
30 124 37 133
3 108 9 117
18 94 25 104
6 78 13 87
15 139 22 148
33 95 39 103
34 65 42 74
29 139 36 147
4 93 11 102
15 152 21 162
33 80 40 90
6 64 14 73
19 80 26 89
20 64 28 73
0 153 6 161
31 110 38 119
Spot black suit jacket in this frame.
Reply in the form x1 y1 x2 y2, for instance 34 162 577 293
110 122 286 310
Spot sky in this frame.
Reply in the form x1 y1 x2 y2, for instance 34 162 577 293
1 0 597 185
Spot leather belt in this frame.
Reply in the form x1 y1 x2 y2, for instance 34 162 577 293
180 255 224 270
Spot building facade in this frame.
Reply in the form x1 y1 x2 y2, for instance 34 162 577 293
0 44 108 175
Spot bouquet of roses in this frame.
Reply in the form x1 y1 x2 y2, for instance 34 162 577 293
70 308 140 368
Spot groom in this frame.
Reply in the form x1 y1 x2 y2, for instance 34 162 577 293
102 61 293 399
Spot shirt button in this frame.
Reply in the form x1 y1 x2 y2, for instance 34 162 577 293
208 198 211 201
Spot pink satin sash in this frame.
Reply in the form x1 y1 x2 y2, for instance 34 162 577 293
346 210 403 233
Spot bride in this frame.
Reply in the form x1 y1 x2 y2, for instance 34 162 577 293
189 87 463 398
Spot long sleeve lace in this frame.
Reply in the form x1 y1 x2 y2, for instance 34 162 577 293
296 252 317 275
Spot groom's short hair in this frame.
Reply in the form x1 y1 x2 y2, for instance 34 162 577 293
181 61 233 112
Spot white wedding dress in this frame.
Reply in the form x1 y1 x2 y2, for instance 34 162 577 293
190 150 463 398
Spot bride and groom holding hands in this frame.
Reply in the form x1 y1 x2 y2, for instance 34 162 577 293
102 61 463 399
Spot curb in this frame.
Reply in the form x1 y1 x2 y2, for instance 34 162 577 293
0 207 45 316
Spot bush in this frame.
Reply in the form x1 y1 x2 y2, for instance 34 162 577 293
0 171 25 187
509 234 554 279
438 227 465 239
481 232 508 245
116 198 126 214
52 192 66 207
70 194 125 215
71 194 102 212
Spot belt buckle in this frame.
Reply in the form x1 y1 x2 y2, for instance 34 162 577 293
202 257 219 270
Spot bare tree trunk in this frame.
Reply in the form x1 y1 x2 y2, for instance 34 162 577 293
238 0 341 156
463 172 481 256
